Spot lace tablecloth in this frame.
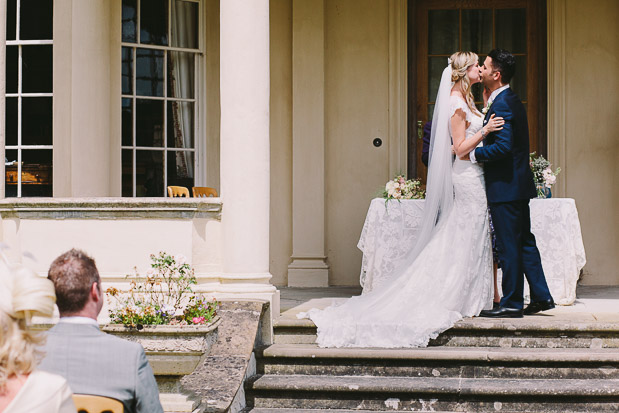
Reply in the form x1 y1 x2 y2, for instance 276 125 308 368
358 198 586 305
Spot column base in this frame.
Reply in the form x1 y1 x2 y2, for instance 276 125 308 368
287 257 329 287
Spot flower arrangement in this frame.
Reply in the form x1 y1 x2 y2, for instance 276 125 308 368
382 175 425 202
106 252 219 328
529 152 561 198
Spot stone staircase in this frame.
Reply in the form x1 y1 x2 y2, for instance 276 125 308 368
243 317 619 412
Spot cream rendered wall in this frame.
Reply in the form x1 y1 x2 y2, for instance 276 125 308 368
53 0 115 196
560 0 619 285
269 0 293 286
325 0 391 286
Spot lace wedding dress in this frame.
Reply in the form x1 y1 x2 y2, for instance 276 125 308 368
299 95 493 348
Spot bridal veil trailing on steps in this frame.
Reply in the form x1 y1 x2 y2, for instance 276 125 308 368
299 64 493 348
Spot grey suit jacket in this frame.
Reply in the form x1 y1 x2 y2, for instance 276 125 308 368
39 322 163 413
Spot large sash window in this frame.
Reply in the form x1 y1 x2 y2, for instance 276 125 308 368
5 0 54 197
121 0 201 197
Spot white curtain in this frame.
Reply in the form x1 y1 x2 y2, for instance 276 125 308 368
169 0 196 179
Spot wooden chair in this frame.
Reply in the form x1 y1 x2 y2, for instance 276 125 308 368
72 394 124 413
192 186 218 197
167 186 190 198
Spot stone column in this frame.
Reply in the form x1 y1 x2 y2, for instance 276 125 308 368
287 0 329 287
0 0 6 198
220 0 276 312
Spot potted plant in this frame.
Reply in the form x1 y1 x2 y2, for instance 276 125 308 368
103 252 221 389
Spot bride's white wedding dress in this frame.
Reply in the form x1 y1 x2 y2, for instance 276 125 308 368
299 96 493 348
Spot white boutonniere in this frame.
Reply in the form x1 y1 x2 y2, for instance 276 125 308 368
482 100 493 115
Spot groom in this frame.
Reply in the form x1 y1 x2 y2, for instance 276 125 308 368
470 49 554 318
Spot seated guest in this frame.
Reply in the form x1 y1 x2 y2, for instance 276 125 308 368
0 262 76 413
40 249 163 413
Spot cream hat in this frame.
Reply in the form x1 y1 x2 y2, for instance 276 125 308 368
0 260 56 320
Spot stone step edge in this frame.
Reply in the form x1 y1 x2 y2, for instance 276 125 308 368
246 409 455 413
274 317 619 332
258 343 619 363
248 375 619 397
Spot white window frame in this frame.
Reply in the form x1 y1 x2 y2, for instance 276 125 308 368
5 0 54 197
121 0 204 197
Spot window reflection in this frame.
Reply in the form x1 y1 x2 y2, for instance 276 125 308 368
122 149 133 197
136 99 164 147
22 45 53 93
140 0 168 46
136 48 164 97
6 46 18 94
122 47 133 95
22 97 53 145
122 98 133 147
20 0 53 40
122 0 137 43
136 150 163 197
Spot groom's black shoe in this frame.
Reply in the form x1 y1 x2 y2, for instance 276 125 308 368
523 298 555 315
479 306 523 318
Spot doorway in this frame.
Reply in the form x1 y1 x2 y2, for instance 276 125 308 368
408 0 546 182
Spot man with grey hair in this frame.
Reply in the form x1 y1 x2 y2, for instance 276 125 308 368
40 249 163 413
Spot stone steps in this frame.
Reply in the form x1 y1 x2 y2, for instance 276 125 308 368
246 374 619 411
273 317 619 348
256 343 619 380
243 317 619 412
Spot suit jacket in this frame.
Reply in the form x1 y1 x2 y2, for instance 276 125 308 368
473 88 536 203
39 322 163 413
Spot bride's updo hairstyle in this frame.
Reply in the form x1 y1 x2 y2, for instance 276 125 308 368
0 261 56 392
449 51 481 117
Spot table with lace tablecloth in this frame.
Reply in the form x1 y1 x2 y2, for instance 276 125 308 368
357 198 586 305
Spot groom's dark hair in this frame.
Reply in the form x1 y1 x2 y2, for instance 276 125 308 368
488 49 516 84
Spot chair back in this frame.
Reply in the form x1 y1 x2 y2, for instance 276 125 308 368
72 394 124 413
167 186 190 198
192 186 218 197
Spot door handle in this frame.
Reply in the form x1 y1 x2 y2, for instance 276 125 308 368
417 120 424 140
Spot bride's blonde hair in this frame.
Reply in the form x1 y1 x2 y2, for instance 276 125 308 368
449 51 481 117
0 263 56 392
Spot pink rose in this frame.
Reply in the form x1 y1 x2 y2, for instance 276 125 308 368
192 316 205 324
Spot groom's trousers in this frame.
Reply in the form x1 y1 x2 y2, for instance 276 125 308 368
489 199 553 310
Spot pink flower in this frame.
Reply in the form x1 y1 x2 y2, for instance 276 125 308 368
192 316 205 324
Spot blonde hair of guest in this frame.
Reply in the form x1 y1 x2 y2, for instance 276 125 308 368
0 264 56 393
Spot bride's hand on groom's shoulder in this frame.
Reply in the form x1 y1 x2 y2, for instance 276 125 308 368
459 152 471 161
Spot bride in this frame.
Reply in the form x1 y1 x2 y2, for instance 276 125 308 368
299 52 505 348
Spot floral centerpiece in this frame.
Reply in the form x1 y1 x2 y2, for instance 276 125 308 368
529 152 561 198
106 252 219 328
382 175 425 203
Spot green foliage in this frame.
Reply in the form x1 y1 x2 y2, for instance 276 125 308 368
106 252 218 328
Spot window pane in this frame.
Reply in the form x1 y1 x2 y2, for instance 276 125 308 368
462 10 492 54
136 48 164 97
20 0 53 40
136 99 164 147
22 45 53 93
122 0 137 43
20 149 52 196
140 0 168 46
22 97 52 145
122 149 133 196
171 0 198 49
7 0 16 40
167 101 194 148
167 52 194 99
496 9 527 54
122 47 133 95
6 98 17 146
6 46 18 94
122 98 133 146
428 57 446 102
511 55 527 101
5 149 18 197
136 150 163 196
167 151 194 188
428 10 458 55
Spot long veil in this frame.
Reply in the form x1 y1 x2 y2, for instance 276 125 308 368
391 63 455 278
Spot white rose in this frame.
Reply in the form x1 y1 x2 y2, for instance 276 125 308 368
386 181 395 192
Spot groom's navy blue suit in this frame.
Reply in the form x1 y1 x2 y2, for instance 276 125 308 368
474 87 553 310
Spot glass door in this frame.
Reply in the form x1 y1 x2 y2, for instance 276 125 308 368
409 0 545 182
